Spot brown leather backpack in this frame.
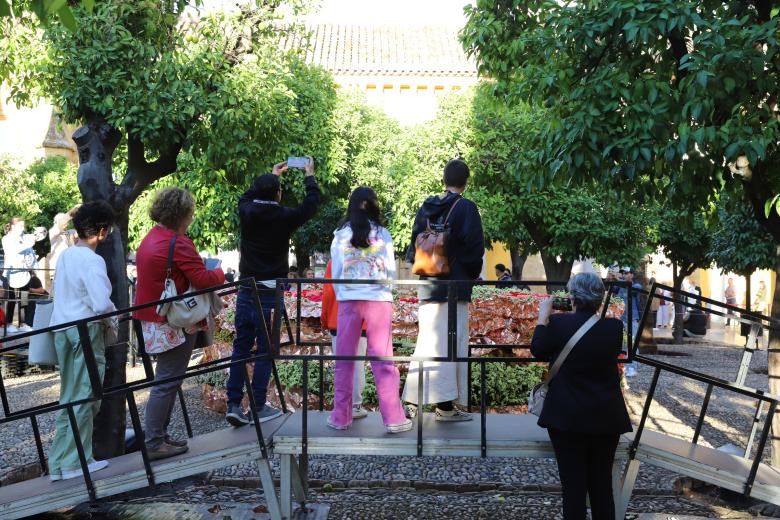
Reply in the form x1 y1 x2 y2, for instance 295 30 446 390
412 198 461 277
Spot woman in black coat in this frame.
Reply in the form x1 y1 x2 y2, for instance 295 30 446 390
531 272 632 520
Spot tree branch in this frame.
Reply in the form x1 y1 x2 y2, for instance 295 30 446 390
751 0 773 21
115 135 182 209
742 158 780 242
668 28 690 85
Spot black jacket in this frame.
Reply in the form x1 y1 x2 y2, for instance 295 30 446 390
530 311 632 435
406 191 484 302
238 176 321 282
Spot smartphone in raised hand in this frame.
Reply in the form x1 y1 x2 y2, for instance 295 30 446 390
204 258 222 270
287 156 308 169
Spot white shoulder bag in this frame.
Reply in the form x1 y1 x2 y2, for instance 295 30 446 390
156 235 211 329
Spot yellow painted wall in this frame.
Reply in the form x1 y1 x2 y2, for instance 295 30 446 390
485 243 511 280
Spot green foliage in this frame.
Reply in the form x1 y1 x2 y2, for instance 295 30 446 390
656 209 713 282
468 83 655 270
0 0 102 34
709 193 776 276
387 92 473 253
293 199 346 258
0 156 41 226
272 358 544 408
470 362 546 407
28 155 80 225
461 0 780 241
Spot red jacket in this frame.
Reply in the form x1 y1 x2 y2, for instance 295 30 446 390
133 225 225 322
321 261 365 332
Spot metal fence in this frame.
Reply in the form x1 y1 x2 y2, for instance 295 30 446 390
0 276 778 501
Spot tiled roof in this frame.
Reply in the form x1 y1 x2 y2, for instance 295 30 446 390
280 24 477 77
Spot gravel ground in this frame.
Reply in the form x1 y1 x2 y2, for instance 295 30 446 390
1 338 774 518
67 481 772 519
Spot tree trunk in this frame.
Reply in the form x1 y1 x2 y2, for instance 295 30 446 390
73 120 128 459
294 246 310 275
671 262 693 343
770 254 780 467
539 252 573 293
508 243 527 281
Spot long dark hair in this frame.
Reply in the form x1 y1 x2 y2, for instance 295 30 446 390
339 187 382 249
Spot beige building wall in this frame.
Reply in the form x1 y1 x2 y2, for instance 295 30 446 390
335 74 479 126
0 85 77 166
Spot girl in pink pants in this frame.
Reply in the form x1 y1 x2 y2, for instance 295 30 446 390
328 187 411 433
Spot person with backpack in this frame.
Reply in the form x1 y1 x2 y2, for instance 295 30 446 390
402 159 484 421
327 187 410 433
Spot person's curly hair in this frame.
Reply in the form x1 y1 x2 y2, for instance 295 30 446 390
149 188 195 229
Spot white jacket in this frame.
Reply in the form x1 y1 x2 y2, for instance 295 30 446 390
330 223 396 302
1 232 37 288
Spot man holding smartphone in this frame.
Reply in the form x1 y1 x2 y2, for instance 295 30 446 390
226 157 320 426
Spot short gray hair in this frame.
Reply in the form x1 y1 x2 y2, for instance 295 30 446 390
567 272 605 309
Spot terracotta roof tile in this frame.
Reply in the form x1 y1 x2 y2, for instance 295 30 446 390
280 24 477 77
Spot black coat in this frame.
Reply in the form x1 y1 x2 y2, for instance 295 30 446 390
530 311 632 435
238 176 321 281
406 191 484 302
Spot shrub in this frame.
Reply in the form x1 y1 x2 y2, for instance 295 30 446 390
272 359 545 409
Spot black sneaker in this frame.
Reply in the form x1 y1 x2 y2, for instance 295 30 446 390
255 403 283 423
226 404 251 427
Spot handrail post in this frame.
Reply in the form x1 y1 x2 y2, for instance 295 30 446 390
133 318 155 382
243 363 270 460
250 278 287 414
745 398 765 459
177 388 194 438
0 364 11 416
302 357 309 495
745 399 775 496
626 282 633 357
67 405 96 501
480 359 487 458
417 360 424 457
30 415 48 475
691 384 713 445
631 280 656 358
631 366 661 458
76 321 103 399
127 392 156 489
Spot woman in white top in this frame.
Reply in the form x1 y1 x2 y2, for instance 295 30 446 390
2 217 45 332
48 201 116 481
327 187 411 433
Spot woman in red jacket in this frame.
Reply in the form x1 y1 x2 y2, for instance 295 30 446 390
134 188 225 461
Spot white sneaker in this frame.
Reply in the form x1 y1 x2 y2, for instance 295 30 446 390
62 459 109 480
352 404 368 419
624 365 638 377
49 472 62 482
5 324 18 334
17 324 32 332
386 418 413 433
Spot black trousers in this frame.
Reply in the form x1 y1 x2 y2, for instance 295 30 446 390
4 282 30 325
548 428 620 520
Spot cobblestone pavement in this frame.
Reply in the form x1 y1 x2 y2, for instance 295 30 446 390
67 481 777 519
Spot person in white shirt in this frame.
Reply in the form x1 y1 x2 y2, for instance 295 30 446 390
2 217 46 333
327 187 411 433
48 201 116 482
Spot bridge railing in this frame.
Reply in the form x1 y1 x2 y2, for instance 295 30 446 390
0 278 286 501
631 280 780 496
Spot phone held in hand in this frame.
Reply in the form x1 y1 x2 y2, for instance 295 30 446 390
287 156 308 168
204 258 221 270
